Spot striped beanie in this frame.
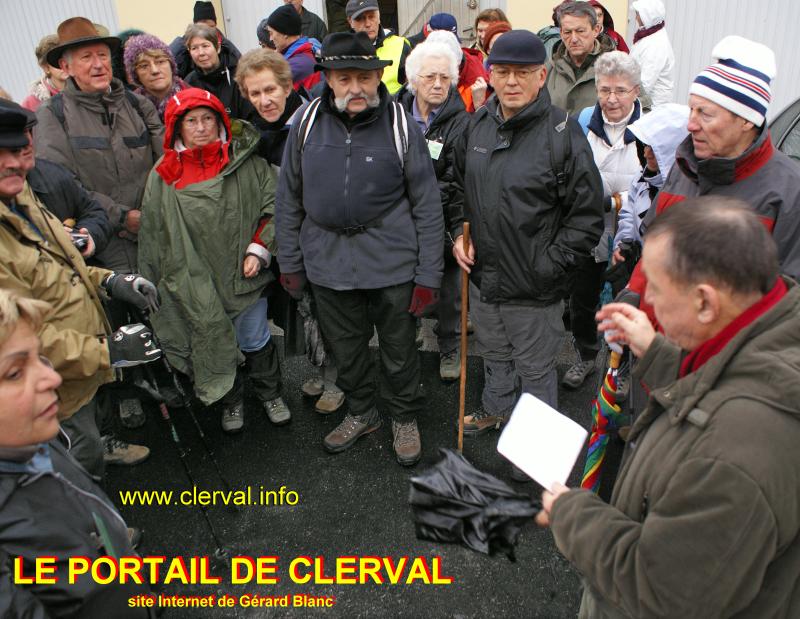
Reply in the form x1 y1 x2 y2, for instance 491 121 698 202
690 36 776 127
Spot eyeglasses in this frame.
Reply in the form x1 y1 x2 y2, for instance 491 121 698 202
598 86 637 99
135 57 170 73
418 73 452 85
490 67 540 81
182 114 217 130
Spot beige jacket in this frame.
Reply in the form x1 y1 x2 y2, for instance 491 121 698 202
0 184 113 418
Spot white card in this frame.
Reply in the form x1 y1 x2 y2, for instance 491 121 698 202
497 393 588 490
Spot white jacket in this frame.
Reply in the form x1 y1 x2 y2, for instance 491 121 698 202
614 103 689 249
631 0 675 107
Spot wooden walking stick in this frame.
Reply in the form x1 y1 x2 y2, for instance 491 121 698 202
458 222 471 453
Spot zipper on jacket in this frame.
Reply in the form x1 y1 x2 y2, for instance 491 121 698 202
344 131 352 216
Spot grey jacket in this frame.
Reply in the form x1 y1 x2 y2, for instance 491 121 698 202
551 280 800 618
276 84 444 290
34 77 163 272
546 36 616 116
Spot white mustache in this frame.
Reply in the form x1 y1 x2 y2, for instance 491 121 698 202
334 91 380 112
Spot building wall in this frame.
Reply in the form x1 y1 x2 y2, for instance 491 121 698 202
505 0 630 37
116 0 226 45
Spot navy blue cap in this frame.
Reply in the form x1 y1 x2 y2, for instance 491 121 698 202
487 30 546 66
429 13 458 34
0 98 36 149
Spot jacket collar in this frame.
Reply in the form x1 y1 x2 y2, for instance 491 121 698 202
676 124 774 189
587 99 641 146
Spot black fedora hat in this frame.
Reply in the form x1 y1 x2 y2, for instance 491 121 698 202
46 17 121 67
315 32 392 71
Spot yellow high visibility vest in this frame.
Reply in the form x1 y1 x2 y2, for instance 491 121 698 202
376 34 408 95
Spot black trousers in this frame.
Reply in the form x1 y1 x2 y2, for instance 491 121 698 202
312 282 423 423
569 257 607 361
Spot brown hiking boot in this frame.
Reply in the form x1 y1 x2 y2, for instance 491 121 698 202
315 389 345 414
391 419 421 466
462 409 505 437
323 413 381 453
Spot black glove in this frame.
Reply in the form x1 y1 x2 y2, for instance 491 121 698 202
108 324 162 368
104 273 160 313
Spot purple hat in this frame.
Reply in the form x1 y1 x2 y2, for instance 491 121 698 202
123 34 178 87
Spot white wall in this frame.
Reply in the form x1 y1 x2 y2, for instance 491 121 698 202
661 0 800 119
1 0 119 103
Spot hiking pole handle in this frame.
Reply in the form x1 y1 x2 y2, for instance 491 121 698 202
458 222 471 453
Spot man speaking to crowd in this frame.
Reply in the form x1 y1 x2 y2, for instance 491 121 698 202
537 198 800 618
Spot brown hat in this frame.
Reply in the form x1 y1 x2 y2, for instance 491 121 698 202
46 17 120 67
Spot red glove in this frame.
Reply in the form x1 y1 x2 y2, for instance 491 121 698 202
280 272 307 300
408 285 440 318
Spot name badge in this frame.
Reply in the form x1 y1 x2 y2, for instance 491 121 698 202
427 140 444 160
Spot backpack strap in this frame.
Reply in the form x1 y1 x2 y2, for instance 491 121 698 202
577 106 592 136
298 97 324 154
548 107 572 206
390 101 408 168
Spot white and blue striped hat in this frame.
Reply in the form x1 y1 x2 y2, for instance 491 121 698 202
689 35 776 127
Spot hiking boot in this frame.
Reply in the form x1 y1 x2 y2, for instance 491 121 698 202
391 419 421 466
439 349 461 382
562 357 596 389
221 401 244 433
463 408 505 437
301 377 324 397
102 435 150 466
263 397 291 425
119 398 145 429
315 389 345 414
323 413 381 453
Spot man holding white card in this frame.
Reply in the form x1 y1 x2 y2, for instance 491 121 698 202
537 198 800 618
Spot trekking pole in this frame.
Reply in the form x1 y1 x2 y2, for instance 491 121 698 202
458 222 471 453
134 309 237 500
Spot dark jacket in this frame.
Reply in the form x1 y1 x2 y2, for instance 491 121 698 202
27 158 113 256
0 435 151 618
185 63 260 125
396 85 469 234
170 34 241 79
276 83 444 290
552 280 800 618
452 89 603 305
300 6 328 41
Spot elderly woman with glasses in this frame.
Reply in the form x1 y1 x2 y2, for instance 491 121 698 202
562 51 646 390
124 33 189 121
396 40 470 381
139 88 290 434
0 290 152 617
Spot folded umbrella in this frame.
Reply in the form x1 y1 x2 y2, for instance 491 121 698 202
409 449 541 560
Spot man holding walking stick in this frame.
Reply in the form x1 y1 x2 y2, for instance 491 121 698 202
452 30 603 475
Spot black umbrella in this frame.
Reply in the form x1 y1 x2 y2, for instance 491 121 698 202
409 450 541 561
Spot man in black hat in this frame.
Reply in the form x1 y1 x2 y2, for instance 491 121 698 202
0 98 160 477
276 32 444 467
345 0 410 94
34 16 164 460
451 30 603 467
264 4 321 90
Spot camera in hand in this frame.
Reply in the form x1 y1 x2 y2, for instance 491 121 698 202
69 231 89 250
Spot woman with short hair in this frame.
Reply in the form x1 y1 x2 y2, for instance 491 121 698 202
124 33 189 121
397 40 469 381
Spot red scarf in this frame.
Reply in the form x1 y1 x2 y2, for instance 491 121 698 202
633 21 665 44
679 278 787 377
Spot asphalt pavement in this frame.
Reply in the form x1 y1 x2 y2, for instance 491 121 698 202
106 322 623 618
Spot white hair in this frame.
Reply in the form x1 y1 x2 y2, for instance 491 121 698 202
405 40 460 94
595 51 641 86
425 30 463 63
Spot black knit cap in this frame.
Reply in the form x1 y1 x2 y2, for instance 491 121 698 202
267 5 302 36
193 1 216 23
488 29 546 65
0 98 37 149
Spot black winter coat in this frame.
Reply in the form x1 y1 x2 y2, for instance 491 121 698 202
453 89 603 305
0 436 151 618
27 158 113 257
396 85 469 235
170 35 241 79
185 64 259 125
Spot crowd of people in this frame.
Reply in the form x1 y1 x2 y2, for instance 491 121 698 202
2 0 799 616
